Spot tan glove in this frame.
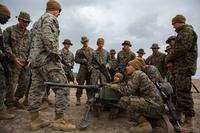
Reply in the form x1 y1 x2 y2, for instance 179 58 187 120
110 84 119 91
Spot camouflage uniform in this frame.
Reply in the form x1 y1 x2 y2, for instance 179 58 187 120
0 4 16 120
110 55 118 71
165 24 198 117
28 12 68 114
144 65 164 84
165 47 174 88
60 47 74 103
60 48 74 69
117 48 136 66
75 46 94 98
0 71 6 111
109 49 118 77
90 48 110 85
165 36 176 86
114 71 163 121
146 50 166 78
0 27 6 111
110 59 118 70
3 24 31 106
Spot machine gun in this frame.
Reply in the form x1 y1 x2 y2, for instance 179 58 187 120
44 81 100 89
155 82 183 133
44 81 120 129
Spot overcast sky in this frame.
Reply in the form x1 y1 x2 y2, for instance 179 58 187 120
1 0 200 78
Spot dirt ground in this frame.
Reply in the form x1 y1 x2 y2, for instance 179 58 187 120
0 80 200 133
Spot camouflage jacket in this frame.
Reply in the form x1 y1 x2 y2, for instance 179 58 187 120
29 12 60 67
144 65 164 84
75 46 94 71
110 57 118 70
165 24 198 75
60 48 74 67
3 24 30 65
116 71 163 106
146 51 166 78
117 48 136 66
91 48 110 69
0 27 3 70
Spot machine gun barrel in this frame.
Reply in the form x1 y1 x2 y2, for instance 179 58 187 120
44 82 101 89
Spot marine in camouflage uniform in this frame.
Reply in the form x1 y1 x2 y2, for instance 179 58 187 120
108 59 171 133
165 36 175 90
117 40 136 73
144 65 165 84
60 39 74 81
165 15 198 131
90 38 110 96
136 48 146 61
75 36 94 105
3 11 31 109
109 49 118 77
28 0 75 131
0 4 15 120
42 39 75 107
60 39 74 106
120 58 164 84
146 43 166 79
91 38 110 82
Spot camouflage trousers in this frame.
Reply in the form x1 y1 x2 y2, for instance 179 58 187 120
0 71 6 111
90 69 107 85
166 70 173 85
5 66 30 106
90 69 107 98
28 60 68 114
76 67 91 98
171 73 195 117
119 96 164 122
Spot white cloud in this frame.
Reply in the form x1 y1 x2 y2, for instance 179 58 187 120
1 0 200 77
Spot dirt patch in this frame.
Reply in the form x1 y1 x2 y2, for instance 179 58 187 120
0 80 200 133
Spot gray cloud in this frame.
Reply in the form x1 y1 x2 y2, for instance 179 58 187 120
1 0 200 77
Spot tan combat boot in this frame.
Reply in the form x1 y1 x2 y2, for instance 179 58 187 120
0 110 15 120
76 97 81 106
14 100 26 109
51 113 76 131
152 115 175 133
183 116 194 133
39 100 49 110
30 112 50 131
22 97 28 106
129 116 152 133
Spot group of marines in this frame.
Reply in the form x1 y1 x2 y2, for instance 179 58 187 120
0 0 198 133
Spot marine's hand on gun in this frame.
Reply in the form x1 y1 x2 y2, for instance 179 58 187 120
103 83 119 91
